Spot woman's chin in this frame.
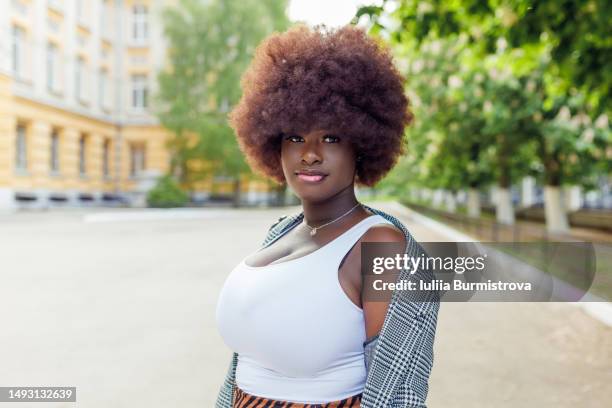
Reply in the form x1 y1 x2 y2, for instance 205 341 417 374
292 188 333 204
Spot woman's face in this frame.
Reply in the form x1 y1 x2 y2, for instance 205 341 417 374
280 129 357 203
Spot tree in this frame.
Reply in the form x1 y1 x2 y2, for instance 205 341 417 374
357 0 611 115
380 36 532 223
155 0 290 205
407 41 497 216
533 91 610 231
356 0 611 231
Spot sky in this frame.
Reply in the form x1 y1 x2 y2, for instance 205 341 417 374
288 0 380 28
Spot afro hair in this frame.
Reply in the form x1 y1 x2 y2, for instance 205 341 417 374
229 24 413 186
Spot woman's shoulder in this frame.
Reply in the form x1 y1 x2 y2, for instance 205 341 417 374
268 211 303 231
363 206 411 236
361 221 406 244
261 211 304 245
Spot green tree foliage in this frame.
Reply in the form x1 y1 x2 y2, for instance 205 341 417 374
356 0 610 190
155 0 290 193
359 0 611 114
380 36 535 199
406 40 500 192
536 93 610 189
357 0 610 229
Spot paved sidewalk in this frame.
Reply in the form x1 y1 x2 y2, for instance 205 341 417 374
374 202 612 408
0 207 289 408
0 204 610 407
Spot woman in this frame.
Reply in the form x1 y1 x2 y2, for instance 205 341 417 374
215 25 439 407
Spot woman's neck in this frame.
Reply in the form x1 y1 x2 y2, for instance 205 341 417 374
301 186 361 227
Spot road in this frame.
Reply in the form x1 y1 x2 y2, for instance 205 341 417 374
0 203 610 407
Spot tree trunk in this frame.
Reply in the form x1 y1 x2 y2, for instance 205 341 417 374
564 185 582 212
444 191 457 213
544 185 569 233
496 187 515 225
496 134 514 224
520 176 536 208
467 188 481 218
408 188 416 202
538 134 569 232
432 189 444 208
419 188 428 203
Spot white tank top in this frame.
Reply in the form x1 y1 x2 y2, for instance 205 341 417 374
215 214 394 403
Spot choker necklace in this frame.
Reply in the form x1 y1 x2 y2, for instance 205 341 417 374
304 202 362 236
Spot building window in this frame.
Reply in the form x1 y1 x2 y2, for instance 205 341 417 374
101 0 112 39
132 5 148 43
13 0 28 15
48 0 63 12
103 139 111 178
79 134 87 175
15 124 28 171
47 43 60 92
12 25 25 79
75 57 83 101
50 130 60 173
131 74 148 109
130 143 146 177
75 57 89 103
76 0 84 22
75 0 87 25
99 68 109 110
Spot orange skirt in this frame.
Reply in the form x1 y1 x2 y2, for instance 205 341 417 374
233 386 362 407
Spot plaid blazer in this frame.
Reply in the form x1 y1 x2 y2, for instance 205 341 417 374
215 205 440 407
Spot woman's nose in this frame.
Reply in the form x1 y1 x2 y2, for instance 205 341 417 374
301 146 322 164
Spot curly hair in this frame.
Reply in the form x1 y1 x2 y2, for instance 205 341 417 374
229 24 412 187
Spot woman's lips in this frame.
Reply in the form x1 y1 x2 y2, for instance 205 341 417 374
296 174 327 183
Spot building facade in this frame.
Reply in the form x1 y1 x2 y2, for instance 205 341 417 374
0 0 272 211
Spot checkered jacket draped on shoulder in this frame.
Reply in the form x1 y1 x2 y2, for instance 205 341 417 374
215 205 440 407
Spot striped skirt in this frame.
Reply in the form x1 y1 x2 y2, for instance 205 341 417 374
233 386 362 407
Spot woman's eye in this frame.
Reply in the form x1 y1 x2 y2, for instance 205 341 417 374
323 135 339 143
285 135 303 142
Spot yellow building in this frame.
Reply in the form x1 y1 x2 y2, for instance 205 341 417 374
0 0 272 211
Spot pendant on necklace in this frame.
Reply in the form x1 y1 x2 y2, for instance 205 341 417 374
310 228 317 236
